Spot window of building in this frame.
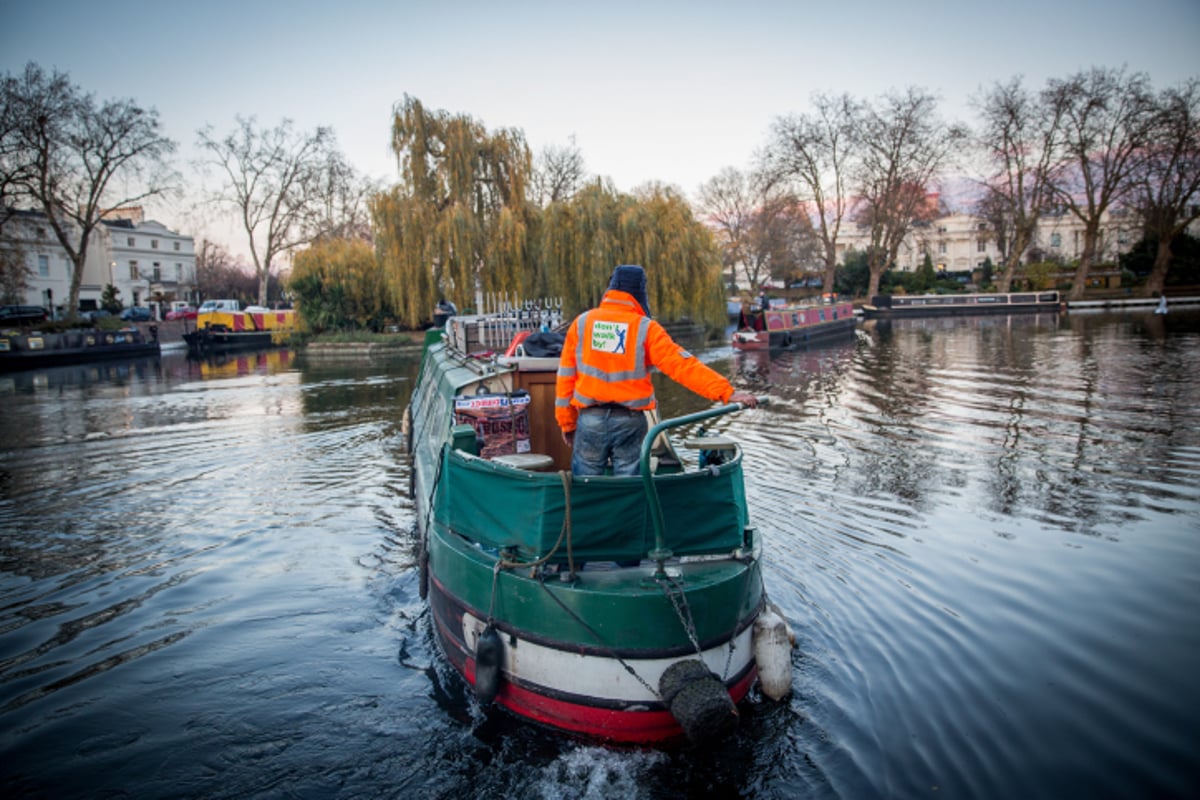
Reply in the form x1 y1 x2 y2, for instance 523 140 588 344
36 227 46 239
173 241 181 251
152 262 162 281
128 236 135 247
151 239 159 249
38 254 49 277
938 242 947 254
977 240 987 253
977 222 987 231
1050 233 1062 248
175 263 183 282
130 260 139 280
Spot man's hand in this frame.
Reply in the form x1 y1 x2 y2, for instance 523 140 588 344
561 430 575 448
729 391 759 408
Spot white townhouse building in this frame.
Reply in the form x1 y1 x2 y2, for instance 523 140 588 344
102 208 198 315
1 207 196 318
835 207 1141 276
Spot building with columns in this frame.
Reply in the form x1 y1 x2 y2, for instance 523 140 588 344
835 208 1141 276
1 207 196 318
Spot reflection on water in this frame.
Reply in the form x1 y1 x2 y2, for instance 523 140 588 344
1 317 1199 799
189 348 299 380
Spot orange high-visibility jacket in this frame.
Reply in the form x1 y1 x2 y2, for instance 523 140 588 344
555 289 735 433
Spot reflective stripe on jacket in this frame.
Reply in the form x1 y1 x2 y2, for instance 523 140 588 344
555 289 735 433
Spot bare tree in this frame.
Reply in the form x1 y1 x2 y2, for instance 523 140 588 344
532 136 587 206
1 83 30 301
194 237 256 303
196 117 358 306
1131 78 1200 297
852 88 964 299
698 167 814 295
310 151 377 242
1044 67 1156 300
1 62 177 316
700 168 762 292
0 233 29 302
972 77 1066 292
0 71 25 214
763 92 858 293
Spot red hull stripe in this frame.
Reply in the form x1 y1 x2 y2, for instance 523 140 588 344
472 654 759 744
433 600 759 742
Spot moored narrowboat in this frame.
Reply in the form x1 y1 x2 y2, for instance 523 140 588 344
732 299 857 351
861 291 1063 319
407 314 792 744
0 326 159 372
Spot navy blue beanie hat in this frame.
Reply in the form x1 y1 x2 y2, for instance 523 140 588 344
608 264 651 318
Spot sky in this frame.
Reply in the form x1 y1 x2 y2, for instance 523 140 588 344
3 0 1199 261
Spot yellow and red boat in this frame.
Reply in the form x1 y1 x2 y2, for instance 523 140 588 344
183 305 298 356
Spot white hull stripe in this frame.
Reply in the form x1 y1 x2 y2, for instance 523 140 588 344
462 612 755 704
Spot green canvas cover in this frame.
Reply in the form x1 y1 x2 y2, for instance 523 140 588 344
436 449 748 562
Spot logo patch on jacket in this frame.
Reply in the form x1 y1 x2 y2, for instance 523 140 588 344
591 320 628 354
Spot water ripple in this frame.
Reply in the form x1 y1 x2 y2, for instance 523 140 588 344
2 318 1198 798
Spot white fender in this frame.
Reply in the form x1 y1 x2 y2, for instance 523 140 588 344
752 604 795 701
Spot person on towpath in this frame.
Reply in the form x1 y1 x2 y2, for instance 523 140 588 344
555 264 758 476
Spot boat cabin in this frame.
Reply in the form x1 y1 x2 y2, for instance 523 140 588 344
408 317 752 566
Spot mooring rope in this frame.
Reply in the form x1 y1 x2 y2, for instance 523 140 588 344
494 470 575 573
485 470 576 626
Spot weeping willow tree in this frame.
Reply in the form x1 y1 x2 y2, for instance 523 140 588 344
536 181 726 328
372 95 533 328
289 238 386 332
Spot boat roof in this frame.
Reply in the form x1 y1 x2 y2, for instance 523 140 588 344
425 339 518 395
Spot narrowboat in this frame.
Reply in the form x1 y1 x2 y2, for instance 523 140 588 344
407 313 792 744
0 326 159 372
732 299 857 351
861 291 1063 319
183 307 298 356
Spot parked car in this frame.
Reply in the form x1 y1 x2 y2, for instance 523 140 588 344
0 305 49 325
80 309 113 322
165 305 197 320
197 299 241 313
120 306 153 322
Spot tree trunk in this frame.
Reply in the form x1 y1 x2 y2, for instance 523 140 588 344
995 255 1020 293
1140 237 1173 298
823 245 838 295
67 255 84 319
257 268 270 307
867 259 884 300
1067 224 1100 301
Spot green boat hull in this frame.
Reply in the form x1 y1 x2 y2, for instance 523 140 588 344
408 336 771 743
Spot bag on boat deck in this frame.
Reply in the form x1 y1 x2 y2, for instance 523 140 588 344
520 331 565 357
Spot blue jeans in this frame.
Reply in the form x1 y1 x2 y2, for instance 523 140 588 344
571 407 648 476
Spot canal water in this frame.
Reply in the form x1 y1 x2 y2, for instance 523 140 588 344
1 310 1197 799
